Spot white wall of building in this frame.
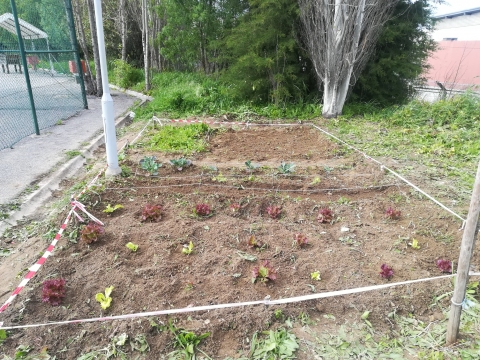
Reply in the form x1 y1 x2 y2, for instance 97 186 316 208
432 11 480 41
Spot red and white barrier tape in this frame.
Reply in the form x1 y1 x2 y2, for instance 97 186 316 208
2 272 480 330
0 208 74 314
0 167 106 315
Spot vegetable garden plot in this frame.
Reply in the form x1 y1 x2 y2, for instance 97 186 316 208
0 125 477 358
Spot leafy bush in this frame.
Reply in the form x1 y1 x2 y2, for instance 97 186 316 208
112 59 144 89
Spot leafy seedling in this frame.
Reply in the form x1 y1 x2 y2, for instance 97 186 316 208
103 204 124 213
252 260 277 283
385 206 401 220
194 203 211 217
250 328 299 359
140 155 161 175
317 207 333 223
266 205 282 219
95 286 114 310
80 222 104 244
167 320 210 360
247 235 263 249
436 259 452 273
169 158 192 171
294 233 308 248
409 238 421 249
230 203 241 213
126 242 139 252
311 271 321 281
245 160 260 171
42 278 66 306
380 264 394 280
141 204 163 222
278 162 295 174
182 241 194 255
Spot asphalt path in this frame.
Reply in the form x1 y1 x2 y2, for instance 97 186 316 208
0 89 137 206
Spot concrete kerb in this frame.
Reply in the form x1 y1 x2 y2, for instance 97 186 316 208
0 90 149 236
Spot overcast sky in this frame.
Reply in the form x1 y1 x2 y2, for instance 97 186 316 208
431 0 480 16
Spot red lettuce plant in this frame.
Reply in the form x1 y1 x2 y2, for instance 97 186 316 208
42 278 66 306
247 235 263 249
141 204 163 222
385 207 401 220
436 259 452 273
266 206 282 219
379 264 394 280
294 233 308 247
195 203 211 216
317 208 333 223
252 260 277 283
80 222 105 244
230 203 241 213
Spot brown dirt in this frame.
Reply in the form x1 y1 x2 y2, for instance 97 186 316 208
0 124 476 359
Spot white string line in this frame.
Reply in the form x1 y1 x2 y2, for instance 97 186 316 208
309 124 466 223
105 183 399 194
1 272 479 330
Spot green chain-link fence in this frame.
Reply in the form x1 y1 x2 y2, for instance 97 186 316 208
0 0 87 150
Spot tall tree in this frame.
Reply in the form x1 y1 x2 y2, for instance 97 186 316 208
222 0 312 105
298 0 398 118
86 0 102 97
351 0 436 105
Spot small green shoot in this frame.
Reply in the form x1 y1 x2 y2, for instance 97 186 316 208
182 241 194 255
278 162 295 174
310 176 321 185
103 204 124 213
95 286 114 310
409 238 421 249
361 310 372 327
126 242 139 252
311 271 321 281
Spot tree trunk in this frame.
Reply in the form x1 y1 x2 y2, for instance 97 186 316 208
299 0 397 118
86 0 103 97
119 0 127 61
141 0 150 91
73 0 96 95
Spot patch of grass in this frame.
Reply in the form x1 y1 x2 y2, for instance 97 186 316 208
329 93 480 204
65 150 82 160
133 71 321 120
145 123 211 154
303 287 480 359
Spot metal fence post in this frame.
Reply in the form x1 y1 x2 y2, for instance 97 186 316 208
10 0 40 135
64 0 88 110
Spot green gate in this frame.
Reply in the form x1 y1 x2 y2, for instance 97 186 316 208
0 0 87 150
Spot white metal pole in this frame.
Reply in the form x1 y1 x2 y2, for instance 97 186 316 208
93 0 121 176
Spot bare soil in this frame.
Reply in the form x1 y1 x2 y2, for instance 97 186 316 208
0 124 476 359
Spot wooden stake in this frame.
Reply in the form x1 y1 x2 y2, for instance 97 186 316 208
446 161 480 345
